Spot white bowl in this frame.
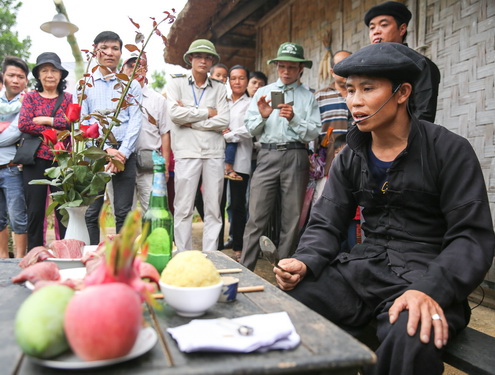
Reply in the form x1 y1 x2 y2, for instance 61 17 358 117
159 280 223 317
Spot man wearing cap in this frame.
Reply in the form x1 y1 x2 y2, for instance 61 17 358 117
240 42 321 271
0 56 29 258
364 1 441 123
274 43 494 374
165 39 229 252
83 31 142 244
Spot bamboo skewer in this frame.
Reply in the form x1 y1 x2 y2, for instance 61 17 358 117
238 285 264 293
152 284 264 299
218 268 242 274
146 302 175 367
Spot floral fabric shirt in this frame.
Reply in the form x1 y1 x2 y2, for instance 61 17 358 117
18 91 72 160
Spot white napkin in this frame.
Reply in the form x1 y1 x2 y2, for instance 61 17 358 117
167 311 300 353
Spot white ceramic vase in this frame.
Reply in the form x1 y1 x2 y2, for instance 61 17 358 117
64 206 90 245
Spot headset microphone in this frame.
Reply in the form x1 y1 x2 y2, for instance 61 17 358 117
352 84 402 125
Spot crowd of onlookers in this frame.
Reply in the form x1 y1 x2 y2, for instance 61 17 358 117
0 0 440 265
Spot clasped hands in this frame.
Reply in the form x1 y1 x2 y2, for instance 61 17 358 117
274 258 449 349
257 95 294 121
105 148 126 173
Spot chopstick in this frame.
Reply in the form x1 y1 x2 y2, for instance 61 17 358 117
146 302 175 367
218 268 242 274
152 284 265 299
238 285 264 293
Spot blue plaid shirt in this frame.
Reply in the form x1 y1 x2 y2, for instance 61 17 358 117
81 69 142 158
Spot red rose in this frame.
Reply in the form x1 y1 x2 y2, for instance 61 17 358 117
66 103 82 122
42 128 58 145
53 142 66 154
79 124 89 134
80 122 100 139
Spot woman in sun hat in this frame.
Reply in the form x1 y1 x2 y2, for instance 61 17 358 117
18 52 73 249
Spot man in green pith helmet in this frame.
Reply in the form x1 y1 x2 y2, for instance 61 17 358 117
240 42 321 271
165 39 229 252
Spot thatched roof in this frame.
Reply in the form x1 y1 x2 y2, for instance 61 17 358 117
164 0 281 70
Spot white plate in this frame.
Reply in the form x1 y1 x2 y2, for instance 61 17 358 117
45 245 99 269
45 258 84 269
28 327 157 369
25 267 87 290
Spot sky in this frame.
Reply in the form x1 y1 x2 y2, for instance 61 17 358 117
15 0 189 87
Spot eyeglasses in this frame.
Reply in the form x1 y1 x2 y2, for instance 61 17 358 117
191 53 214 61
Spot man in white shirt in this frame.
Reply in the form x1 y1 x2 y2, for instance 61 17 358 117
122 53 171 211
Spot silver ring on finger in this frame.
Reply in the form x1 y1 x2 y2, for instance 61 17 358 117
432 313 441 321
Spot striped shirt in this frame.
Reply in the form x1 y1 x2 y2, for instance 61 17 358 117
314 84 349 132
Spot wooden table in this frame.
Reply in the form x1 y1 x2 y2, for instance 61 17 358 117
1 252 375 375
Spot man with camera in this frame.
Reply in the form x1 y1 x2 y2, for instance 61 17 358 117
240 42 321 271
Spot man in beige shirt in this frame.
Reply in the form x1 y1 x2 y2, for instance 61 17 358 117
165 39 229 252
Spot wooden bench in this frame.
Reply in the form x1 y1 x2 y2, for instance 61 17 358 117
358 323 495 374
444 326 495 375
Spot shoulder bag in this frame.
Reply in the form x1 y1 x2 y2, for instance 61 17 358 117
137 149 156 172
12 93 65 166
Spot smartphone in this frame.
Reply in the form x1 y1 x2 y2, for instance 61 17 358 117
271 90 284 109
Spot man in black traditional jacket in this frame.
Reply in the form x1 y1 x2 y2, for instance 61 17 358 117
274 42 494 375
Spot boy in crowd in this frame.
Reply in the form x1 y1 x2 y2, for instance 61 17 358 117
210 64 228 84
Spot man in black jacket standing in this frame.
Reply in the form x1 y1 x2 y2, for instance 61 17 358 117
274 43 494 375
365 1 441 122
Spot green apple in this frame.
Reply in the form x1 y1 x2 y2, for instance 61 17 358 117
15 285 74 358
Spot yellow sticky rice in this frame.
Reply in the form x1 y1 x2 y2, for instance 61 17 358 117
160 250 221 287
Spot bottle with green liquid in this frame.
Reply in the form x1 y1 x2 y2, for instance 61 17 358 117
143 151 173 273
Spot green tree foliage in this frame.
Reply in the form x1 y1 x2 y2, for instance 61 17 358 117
150 70 166 93
0 0 31 63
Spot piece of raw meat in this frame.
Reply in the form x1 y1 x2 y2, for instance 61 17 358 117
19 246 53 268
139 261 161 285
12 262 60 284
49 239 85 258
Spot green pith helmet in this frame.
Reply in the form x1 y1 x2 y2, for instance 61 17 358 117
183 39 220 65
267 42 313 69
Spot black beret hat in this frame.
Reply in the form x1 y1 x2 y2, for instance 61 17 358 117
333 43 425 84
364 1 412 26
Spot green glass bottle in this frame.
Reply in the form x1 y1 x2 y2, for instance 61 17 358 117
143 151 173 273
